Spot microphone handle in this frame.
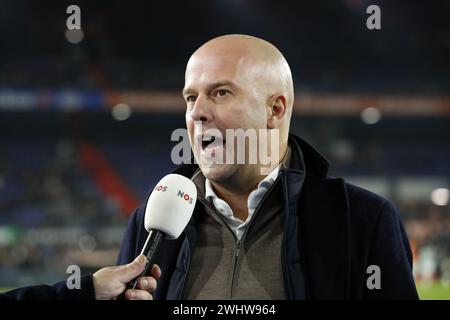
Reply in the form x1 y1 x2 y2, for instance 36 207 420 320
118 229 166 299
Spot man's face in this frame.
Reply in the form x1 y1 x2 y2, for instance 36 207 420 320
183 51 268 183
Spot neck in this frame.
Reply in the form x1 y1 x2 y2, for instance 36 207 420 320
208 141 288 221
211 182 251 221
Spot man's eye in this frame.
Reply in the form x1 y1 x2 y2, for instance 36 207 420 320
186 95 197 103
215 89 230 98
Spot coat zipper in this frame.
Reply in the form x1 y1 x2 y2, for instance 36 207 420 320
231 179 280 296
232 239 242 297
197 197 238 297
179 176 284 299
198 178 280 298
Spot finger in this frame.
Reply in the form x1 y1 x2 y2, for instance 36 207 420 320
136 276 157 292
125 288 153 300
116 255 146 282
151 264 162 279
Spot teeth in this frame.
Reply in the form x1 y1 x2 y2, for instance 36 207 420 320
202 136 214 149
202 136 225 149
202 136 215 142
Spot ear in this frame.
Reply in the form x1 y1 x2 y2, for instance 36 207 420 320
267 94 287 129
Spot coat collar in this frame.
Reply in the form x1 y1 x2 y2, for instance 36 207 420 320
286 135 350 299
285 133 330 178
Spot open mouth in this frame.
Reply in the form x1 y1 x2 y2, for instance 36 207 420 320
198 134 225 150
202 136 216 149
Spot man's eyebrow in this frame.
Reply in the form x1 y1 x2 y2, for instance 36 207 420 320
182 81 238 96
182 88 194 96
207 81 237 91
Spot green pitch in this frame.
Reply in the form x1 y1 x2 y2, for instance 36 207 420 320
417 282 450 300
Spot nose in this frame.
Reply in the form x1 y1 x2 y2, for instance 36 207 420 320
188 95 212 123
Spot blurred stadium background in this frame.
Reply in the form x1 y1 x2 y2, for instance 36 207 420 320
0 0 449 299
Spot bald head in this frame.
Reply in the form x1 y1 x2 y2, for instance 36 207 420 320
186 34 294 124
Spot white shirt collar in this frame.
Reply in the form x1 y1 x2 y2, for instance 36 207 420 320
204 165 280 223
205 166 279 203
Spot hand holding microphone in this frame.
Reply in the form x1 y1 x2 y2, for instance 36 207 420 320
0 175 196 301
120 174 197 299
93 254 161 300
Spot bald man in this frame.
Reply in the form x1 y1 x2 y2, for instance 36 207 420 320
117 35 418 300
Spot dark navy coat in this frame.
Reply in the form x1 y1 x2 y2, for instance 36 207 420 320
117 134 419 300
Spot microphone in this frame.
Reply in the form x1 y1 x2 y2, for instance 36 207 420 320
125 174 197 292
